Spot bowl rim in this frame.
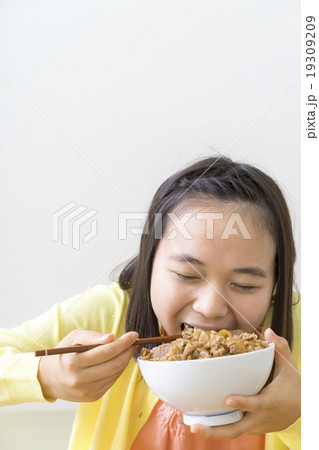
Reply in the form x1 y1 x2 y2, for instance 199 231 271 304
137 342 275 364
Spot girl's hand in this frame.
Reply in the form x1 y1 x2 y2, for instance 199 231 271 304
190 328 301 439
37 329 138 402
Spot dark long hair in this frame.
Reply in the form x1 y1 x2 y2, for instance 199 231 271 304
120 156 298 348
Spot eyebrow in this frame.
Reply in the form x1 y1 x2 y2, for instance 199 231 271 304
169 253 206 266
232 267 267 278
169 254 267 278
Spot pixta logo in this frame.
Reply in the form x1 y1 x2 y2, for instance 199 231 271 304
52 203 98 249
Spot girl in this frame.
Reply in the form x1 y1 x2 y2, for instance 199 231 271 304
0 156 300 449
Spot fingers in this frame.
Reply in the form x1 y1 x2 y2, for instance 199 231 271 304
225 392 270 413
189 394 264 439
40 330 139 403
53 332 138 401
190 413 257 440
189 329 301 440
57 329 115 347
75 368 130 402
264 328 300 374
70 341 138 400
83 346 137 383
91 333 116 345
79 331 138 366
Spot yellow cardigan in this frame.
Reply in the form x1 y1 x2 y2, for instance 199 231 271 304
0 283 301 449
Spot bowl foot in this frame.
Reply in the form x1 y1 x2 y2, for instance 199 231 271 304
183 409 243 426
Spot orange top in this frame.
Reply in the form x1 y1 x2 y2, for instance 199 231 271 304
133 323 266 449
131 400 265 450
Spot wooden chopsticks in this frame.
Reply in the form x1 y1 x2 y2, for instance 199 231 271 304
34 334 182 357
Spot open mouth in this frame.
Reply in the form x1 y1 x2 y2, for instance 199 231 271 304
180 322 221 332
180 323 187 331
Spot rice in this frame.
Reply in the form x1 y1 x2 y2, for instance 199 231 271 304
141 325 268 361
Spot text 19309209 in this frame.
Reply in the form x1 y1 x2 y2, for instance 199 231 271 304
305 16 317 139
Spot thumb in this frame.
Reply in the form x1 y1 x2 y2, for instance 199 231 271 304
264 328 297 373
58 329 115 347
93 332 115 345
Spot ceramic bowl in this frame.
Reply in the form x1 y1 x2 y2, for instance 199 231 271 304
138 343 274 426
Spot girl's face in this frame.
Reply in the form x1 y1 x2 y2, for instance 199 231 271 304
150 203 276 335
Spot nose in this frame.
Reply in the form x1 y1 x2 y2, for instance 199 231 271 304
192 284 229 319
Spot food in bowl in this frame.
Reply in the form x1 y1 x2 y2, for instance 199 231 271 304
141 325 268 361
138 331 274 426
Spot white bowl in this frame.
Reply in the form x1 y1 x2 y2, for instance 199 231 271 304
138 343 274 426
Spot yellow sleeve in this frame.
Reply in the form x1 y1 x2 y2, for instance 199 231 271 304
273 418 301 450
265 432 289 450
264 295 301 450
0 283 128 406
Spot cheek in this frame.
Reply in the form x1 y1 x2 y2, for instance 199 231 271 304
233 295 271 330
150 268 172 315
150 271 186 318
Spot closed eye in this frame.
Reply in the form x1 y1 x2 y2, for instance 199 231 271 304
175 273 200 282
232 284 256 292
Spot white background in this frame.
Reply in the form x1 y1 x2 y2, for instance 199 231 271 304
1 0 300 415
